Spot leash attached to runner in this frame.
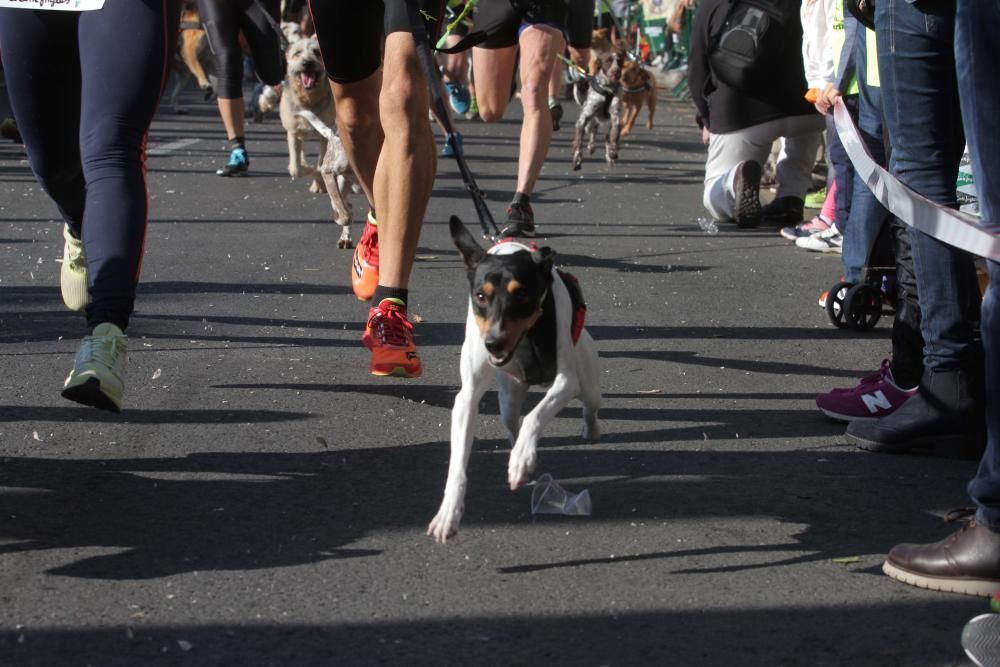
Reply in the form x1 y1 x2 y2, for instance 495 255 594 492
407 2 500 240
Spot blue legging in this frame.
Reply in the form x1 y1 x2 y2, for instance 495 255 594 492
0 0 179 332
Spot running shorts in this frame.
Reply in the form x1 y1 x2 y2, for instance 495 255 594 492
308 0 447 83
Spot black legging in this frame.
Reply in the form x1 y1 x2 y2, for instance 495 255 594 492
197 0 283 99
0 0 180 332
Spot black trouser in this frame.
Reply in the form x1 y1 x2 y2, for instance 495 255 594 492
0 0 180 332
197 0 283 99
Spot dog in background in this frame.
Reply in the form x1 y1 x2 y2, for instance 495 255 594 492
427 217 601 543
571 50 625 170
295 109 358 249
588 27 615 75
273 37 337 194
620 60 656 137
169 3 215 114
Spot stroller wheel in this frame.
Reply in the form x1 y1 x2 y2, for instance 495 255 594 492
844 284 883 330
825 281 854 329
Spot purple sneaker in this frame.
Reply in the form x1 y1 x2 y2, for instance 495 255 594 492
816 360 917 422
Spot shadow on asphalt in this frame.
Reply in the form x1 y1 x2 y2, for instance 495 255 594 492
0 439 980 665
0 600 979 666
0 444 975 579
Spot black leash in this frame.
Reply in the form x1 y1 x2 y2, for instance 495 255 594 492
406 2 500 240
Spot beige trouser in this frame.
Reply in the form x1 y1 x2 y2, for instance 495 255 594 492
702 114 824 221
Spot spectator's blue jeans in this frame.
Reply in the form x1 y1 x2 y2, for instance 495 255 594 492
876 0 980 371
841 36 888 284
956 0 1000 529
825 96 856 239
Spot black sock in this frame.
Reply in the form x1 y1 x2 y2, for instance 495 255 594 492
372 286 408 307
511 191 530 206
230 136 246 151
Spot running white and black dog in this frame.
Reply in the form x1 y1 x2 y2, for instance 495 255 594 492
428 217 602 543
571 50 626 171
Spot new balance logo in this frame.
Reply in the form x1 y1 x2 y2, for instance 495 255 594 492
861 390 893 414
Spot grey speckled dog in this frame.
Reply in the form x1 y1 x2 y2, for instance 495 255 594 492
571 50 625 171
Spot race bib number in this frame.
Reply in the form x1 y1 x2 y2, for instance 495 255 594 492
0 0 105 10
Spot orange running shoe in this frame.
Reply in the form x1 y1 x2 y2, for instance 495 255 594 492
362 299 422 378
351 210 379 301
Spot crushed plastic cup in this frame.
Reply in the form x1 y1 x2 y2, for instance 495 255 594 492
697 217 719 235
529 473 592 516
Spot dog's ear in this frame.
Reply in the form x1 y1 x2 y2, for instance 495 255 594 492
531 246 555 278
449 215 486 269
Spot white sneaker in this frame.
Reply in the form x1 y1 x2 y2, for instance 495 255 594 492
795 225 843 254
61 322 128 412
60 224 90 311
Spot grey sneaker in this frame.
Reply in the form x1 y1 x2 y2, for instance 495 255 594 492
962 613 1000 667
61 322 128 412
60 224 90 311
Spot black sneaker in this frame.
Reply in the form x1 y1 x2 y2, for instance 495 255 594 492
500 200 536 238
216 147 249 177
733 160 762 229
550 102 564 131
761 196 805 226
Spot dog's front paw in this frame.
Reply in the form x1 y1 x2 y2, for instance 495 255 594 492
337 226 353 249
427 501 464 543
508 443 537 491
572 154 583 171
288 164 301 179
310 178 326 194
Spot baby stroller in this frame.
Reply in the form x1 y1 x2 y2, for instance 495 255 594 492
825 221 898 331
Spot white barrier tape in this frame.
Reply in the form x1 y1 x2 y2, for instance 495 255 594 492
0 0 104 8
833 98 1000 261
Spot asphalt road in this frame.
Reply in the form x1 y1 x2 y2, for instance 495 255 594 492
0 84 987 666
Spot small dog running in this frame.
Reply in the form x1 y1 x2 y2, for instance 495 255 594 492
572 50 626 171
295 110 358 249
620 60 656 137
428 217 602 543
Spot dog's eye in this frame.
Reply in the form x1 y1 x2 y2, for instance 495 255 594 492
474 290 488 305
510 289 530 304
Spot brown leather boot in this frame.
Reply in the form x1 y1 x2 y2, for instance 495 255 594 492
884 513 1000 597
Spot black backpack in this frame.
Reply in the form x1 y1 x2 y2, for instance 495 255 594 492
709 0 798 92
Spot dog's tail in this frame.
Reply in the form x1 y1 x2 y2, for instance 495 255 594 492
295 109 336 142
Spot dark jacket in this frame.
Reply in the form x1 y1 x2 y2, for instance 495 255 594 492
688 0 816 134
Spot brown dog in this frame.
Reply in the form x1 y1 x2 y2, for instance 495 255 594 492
620 60 656 137
169 3 214 114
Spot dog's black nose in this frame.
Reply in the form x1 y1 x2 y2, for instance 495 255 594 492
484 336 506 355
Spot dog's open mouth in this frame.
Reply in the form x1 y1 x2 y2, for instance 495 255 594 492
299 70 319 90
488 351 514 367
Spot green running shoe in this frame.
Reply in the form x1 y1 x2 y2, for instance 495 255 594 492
804 187 827 209
62 322 128 412
60 224 90 311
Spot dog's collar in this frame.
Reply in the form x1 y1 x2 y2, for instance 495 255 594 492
622 82 651 94
591 79 620 99
489 238 538 255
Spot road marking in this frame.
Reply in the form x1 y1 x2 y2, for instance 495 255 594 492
147 138 201 156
